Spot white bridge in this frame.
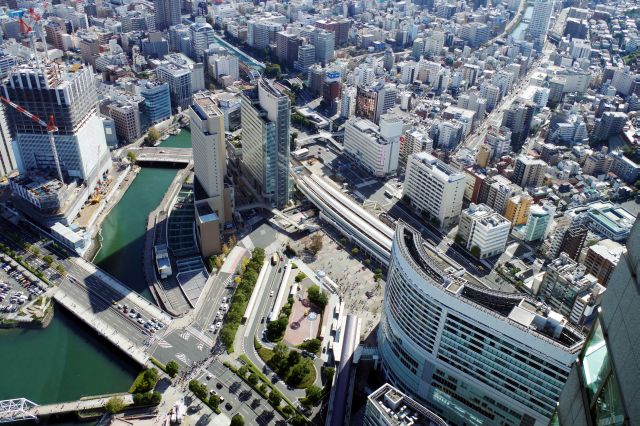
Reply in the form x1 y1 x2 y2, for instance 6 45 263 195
0 398 38 424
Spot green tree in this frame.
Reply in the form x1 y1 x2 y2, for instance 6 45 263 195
42 255 54 266
307 285 328 308
105 396 126 414
266 317 288 341
286 362 310 386
271 342 289 372
295 272 307 283
209 394 221 409
55 264 66 276
290 415 308 426
304 385 323 406
470 245 481 258
322 366 335 385
238 365 249 377
147 127 160 145
230 414 245 426
299 338 321 354
351 247 360 256
287 350 301 366
260 383 269 395
247 373 259 386
127 151 137 163
268 391 282 407
165 360 179 378
265 63 281 78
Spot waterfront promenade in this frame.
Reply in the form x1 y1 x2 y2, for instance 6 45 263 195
28 393 134 417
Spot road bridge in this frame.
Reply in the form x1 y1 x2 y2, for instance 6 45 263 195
52 257 173 365
128 147 193 166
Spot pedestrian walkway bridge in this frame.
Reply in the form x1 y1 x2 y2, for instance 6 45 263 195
0 394 134 423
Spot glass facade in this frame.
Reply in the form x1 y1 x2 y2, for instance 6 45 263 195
576 319 625 426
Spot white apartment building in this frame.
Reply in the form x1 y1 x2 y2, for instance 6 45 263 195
457 203 510 259
344 115 401 177
403 152 466 227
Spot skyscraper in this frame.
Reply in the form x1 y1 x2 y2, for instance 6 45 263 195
554 221 640 425
379 222 586 425
189 17 216 62
154 0 181 31
240 79 290 209
527 0 554 51
0 104 16 178
501 98 535 152
3 62 110 186
190 91 233 257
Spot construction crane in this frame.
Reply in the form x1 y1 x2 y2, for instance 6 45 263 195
0 96 64 183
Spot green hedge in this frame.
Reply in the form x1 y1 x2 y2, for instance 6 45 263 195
219 248 266 351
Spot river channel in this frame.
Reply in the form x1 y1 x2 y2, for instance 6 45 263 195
0 135 189 424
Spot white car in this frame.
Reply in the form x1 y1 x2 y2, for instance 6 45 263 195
209 324 216 332
269 291 274 297
215 322 222 330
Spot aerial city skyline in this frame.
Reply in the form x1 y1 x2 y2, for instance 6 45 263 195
0 0 638 424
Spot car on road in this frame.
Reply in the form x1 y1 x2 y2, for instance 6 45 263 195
261 317 266 323
224 403 232 410
216 382 223 389
269 291 274 297
206 374 212 380
215 321 222 330
209 324 216 332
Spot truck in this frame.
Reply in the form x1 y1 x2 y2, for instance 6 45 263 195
271 253 278 265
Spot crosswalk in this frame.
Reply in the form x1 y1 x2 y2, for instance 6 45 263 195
149 336 173 349
175 353 190 365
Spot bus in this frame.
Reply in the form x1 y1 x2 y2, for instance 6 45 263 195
271 253 278 265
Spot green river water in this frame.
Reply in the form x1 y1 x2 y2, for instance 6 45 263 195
0 134 189 423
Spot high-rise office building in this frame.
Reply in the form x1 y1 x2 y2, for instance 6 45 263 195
139 80 172 125
190 91 233 257
314 29 335 65
189 17 216 62
402 152 466 227
527 0 554 51
296 44 316 73
524 203 554 242
3 62 110 185
240 79 290 209
554 221 640 426
512 154 548 188
501 98 535 152
0 104 15 178
156 59 192 110
154 0 181 30
4 62 111 226
379 222 586 425
355 82 397 124
276 31 302 67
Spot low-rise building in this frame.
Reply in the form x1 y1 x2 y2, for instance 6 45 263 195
457 203 510 259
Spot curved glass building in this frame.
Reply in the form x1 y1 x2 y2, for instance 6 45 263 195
379 222 586 425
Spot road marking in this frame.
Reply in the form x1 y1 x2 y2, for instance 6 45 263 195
197 342 204 351
176 353 190 365
180 331 191 341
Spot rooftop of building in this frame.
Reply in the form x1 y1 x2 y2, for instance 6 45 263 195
192 91 223 119
587 239 626 262
464 203 510 228
410 151 466 180
367 383 448 426
587 202 635 232
397 222 585 352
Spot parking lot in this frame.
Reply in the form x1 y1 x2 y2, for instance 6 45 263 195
0 255 47 316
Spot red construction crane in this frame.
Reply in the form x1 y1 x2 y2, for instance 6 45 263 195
0 96 63 182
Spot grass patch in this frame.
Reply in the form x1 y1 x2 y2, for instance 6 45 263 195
149 357 167 373
129 368 159 393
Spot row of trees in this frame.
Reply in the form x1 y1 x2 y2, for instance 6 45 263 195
219 247 266 349
266 296 294 341
189 379 220 411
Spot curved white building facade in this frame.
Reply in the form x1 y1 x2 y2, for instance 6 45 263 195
379 222 585 425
